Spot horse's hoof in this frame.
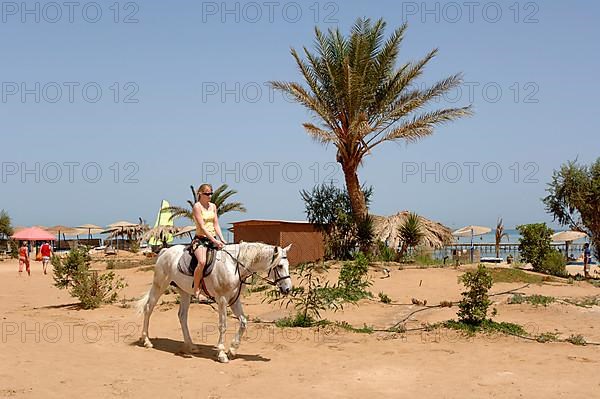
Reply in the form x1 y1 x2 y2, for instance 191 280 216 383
228 348 237 358
217 353 229 363
143 340 153 349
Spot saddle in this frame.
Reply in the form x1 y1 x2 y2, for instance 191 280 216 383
177 244 219 278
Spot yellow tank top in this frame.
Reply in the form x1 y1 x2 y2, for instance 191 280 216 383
195 205 216 237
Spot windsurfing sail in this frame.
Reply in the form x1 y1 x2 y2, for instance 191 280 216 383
148 199 174 246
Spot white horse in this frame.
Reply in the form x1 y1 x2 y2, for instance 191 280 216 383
135 242 292 363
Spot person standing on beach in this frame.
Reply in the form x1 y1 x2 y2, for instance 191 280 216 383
40 241 52 275
18 241 30 276
583 243 591 278
191 184 225 300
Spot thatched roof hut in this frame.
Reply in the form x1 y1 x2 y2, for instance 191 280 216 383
371 212 453 250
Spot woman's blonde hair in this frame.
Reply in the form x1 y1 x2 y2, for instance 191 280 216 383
197 183 213 199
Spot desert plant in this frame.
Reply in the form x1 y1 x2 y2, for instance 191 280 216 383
398 212 424 257
301 182 373 259
541 250 567 277
52 246 127 309
378 292 392 304
266 262 338 325
457 265 493 325
517 223 554 271
374 240 397 262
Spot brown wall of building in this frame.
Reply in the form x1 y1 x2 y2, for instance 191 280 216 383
280 230 324 266
233 222 324 266
234 225 280 246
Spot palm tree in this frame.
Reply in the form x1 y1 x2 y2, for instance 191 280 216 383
495 218 509 258
271 18 472 224
166 184 247 222
398 212 424 257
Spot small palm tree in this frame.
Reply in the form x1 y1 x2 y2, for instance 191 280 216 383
398 212 424 257
166 184 247 222
495 218 509 258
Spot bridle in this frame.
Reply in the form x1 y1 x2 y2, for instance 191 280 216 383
222 246 291 288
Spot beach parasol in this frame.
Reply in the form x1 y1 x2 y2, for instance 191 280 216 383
105 221 141 250
46 225 79 250
552 231 588 259
76 224 104 240
453 225 492 263
12 226 56 242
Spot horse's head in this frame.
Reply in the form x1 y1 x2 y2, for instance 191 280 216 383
268 244 293 295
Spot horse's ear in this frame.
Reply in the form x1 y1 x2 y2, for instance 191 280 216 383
283 244 292 253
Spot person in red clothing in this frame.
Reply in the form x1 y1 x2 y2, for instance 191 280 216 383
40 241 52 275
18 241 30 276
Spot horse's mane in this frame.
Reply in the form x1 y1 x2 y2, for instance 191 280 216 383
237 242 276 269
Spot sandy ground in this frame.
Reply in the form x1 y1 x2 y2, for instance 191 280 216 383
1 256 600 399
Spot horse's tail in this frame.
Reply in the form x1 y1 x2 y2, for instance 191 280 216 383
134 290 150 317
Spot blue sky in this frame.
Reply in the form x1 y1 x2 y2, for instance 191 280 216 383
1 0 598 232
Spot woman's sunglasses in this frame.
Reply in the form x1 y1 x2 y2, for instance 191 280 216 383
202 192 213 196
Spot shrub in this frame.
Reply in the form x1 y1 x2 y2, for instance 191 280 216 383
374 240 397 262
517 223 553 271
378 292 392 304
457 265 493 325
52 247 127 309
300 182 373 260
266 262 337 325
540 250 567 277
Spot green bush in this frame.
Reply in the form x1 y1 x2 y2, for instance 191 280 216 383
540 250 567 277
457 265 493 325
517 223 553 271
374 240 397 262
300 182 373 260
52 247 127 309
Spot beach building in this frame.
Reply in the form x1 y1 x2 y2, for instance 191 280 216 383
231 220 324 266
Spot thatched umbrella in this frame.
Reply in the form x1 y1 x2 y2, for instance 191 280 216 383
104 221 145 250
142 225 182 247
77 223 104 240
371 212 453 251
46 225 80 250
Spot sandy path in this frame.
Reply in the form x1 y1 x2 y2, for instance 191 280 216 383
1 258 599 398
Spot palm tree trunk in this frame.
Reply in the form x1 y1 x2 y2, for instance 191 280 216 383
341 162 367 222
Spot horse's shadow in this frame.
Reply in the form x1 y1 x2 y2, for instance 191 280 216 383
132 338 271 363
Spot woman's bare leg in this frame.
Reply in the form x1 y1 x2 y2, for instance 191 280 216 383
193 246 207 298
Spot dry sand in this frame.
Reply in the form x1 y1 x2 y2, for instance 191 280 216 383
1 256 599 398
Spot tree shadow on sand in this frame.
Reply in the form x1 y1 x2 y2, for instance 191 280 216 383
130 338 271 363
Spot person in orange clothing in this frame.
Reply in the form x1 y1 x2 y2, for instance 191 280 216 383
40 241 53 275
18 241 30 276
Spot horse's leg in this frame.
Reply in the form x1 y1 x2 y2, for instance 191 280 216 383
216 296 229 363
140 272 170 348
228 298 247 358
176 288 196 354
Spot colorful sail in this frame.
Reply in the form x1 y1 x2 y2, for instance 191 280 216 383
148 200 174 246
